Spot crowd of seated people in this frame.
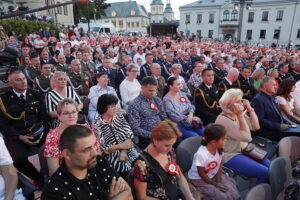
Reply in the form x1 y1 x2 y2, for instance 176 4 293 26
0 24 300 199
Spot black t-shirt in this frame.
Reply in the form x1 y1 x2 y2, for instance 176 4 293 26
41 156 120 200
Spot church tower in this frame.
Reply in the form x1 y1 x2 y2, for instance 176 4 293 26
164 0 174 21
150 0 164 23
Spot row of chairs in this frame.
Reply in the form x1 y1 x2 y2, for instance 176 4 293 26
175 136 300 200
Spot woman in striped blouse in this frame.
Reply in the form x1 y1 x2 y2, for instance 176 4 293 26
93 94 139 178
45 71 83 128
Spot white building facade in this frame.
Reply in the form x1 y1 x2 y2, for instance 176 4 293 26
99 1 150 33
179 0 300 46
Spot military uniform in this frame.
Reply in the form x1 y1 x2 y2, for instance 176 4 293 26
23 66 40 88
291 70 300 82
139 63 152 81
213 67 227 85
277 73 293 84
81 61 97 78
194 83 221 125
235 75 256 101
190 55 200 64
0 89 49 183
180 59 193 81
218 78 236 99
161 61 174 80
116 65 127 89
54 64 70 73
153 57 164 66
34 74 52 94
67 71 92 96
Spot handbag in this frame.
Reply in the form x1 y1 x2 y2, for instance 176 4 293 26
22 122 44 142
242 143 267 163
181 120 202 130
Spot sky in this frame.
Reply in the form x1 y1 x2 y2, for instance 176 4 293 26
106 0 197 19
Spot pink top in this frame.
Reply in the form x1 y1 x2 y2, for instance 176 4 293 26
44 125 100 163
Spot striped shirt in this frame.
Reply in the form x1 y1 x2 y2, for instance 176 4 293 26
93 113 139 173
45 86 81 128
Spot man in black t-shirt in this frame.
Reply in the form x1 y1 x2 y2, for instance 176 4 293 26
41 125 133 200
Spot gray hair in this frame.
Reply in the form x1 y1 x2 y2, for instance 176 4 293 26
260 76 275 89
219 88 244 114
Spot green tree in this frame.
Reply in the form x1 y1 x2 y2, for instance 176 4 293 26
0 19 59 40
73 0 107 25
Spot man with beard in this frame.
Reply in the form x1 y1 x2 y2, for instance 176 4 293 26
41 125 133 200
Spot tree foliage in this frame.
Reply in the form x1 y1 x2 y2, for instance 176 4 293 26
73 0 107 25
0 19 60 40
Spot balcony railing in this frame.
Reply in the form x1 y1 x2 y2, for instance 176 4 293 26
219 19 239 26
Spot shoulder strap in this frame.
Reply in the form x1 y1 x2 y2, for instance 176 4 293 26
0 97 25 120
140 152 164 186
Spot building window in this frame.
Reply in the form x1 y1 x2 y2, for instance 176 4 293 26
131 22 135 27
273 29 280 39
112 11 116 17
159 20 162 23
262 11 268 21
136 22 139 27
63 5 68 15
151 7 155 12
223 10 229 21
57 2 62 14
231 10 238 21
130 10 135 15
246 30 252 40
197 14 202 24
185 14 190 24
197 30 201 38
209 13 214 23
159 7 163 12
276 10 283 21
260 30 266 39
208 30 213 38
127 22 130 27
118 20 123 28
112 20 116 27
248 12 254 22
297 29 300 38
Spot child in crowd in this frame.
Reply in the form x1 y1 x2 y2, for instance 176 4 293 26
187 124 240 200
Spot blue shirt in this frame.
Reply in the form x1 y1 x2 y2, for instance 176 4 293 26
128 94 167 138
88 84 119 123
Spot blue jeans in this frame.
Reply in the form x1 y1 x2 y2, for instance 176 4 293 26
177 124 205 139
223 154 270 185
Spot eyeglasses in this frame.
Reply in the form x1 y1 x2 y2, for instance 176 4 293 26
61 110 78 116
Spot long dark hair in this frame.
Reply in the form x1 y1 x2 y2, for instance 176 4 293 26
201 124 226 154
277 79 296 101
163 76 178 97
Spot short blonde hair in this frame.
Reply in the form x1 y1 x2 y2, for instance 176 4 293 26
56 98 78 115
50 71 68 89
219 88 243 114
251 68 265 80
127 63 138 72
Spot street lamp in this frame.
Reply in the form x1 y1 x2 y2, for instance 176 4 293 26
232 0 253 44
